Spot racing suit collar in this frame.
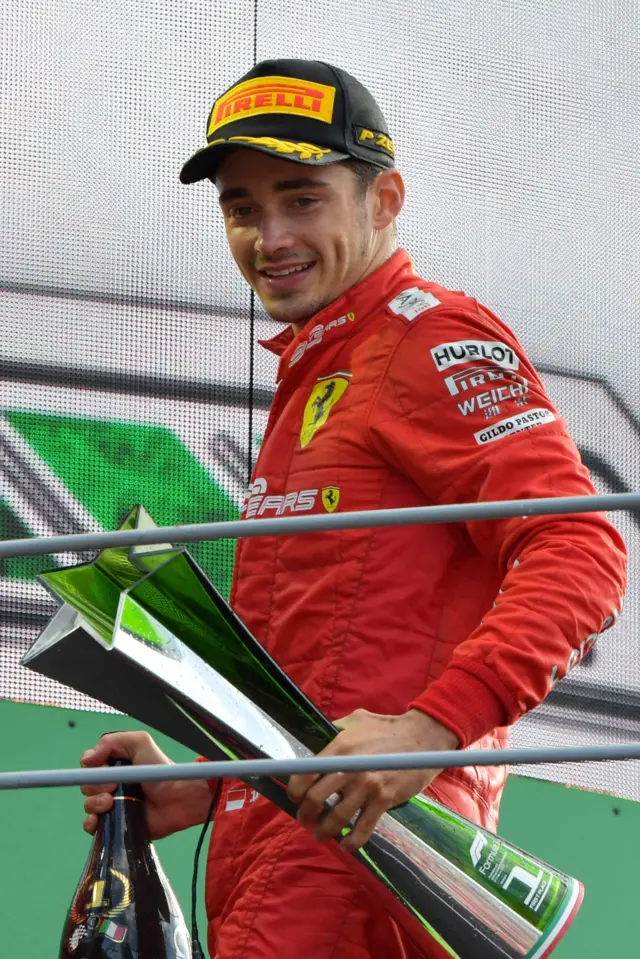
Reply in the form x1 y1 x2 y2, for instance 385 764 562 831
259 325 295 357
258 248 415 360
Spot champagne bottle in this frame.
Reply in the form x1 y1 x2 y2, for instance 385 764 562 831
60 759 192 958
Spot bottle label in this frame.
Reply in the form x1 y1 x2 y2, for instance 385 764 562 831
86 869 133 915
67 924 87 953
173 923 191 958
99 919 127 943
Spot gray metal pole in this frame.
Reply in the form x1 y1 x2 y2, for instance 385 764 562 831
0 492 638 559
1 742 639 791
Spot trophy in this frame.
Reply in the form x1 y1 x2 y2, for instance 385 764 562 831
23 506 583 959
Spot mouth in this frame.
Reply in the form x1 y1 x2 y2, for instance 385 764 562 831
256 261 317 291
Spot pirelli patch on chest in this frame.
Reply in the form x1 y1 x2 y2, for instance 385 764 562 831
300 373 351 448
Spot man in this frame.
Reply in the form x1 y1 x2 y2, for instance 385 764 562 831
81 59 627 958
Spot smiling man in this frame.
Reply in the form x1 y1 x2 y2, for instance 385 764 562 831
80 59 627 958
215 154 397 330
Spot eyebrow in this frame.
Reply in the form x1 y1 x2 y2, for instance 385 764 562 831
218 177 332 205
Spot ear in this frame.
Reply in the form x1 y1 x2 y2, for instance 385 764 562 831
371 169 405 231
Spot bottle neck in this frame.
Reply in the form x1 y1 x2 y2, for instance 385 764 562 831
107 791 145 848
112 769 145 804
93 762 149 875
84 769 149 922
106 777 147 854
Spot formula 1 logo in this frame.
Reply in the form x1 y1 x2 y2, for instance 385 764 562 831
300 373 351 448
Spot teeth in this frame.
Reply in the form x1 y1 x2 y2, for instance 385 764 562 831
264 264 313 277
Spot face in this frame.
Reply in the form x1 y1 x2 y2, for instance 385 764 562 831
215 150 403 329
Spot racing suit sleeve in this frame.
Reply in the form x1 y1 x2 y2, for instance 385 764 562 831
367 304 628 748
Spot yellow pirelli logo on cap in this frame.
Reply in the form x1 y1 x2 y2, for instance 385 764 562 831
208 75 336 137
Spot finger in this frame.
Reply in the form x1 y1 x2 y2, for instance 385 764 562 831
80 781 117 798
312 789 364 843
303 770 366 807
83 813 98 835
80 747 103 767
80 744 127 768
287 772 321 803
295 772 348 824
295 786 330 826
287 734 346 801
83 792 116 815
82 728 154 764
340 800 388 852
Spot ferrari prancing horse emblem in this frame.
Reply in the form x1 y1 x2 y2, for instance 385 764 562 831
300 373 351 448
322 487 340 512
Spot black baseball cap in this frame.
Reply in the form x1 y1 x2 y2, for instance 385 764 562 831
179 58 395 184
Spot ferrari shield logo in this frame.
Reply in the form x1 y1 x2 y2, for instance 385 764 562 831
322 487 340 512
300 374 351 448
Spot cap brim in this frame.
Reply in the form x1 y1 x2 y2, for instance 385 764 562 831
179 139 351 184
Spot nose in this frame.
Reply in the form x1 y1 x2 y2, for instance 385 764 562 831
254 210 296 260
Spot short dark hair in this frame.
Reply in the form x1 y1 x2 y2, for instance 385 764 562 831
340 158 383 198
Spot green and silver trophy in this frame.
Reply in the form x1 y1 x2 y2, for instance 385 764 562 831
22 506 583 959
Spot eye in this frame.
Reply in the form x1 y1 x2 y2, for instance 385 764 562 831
293 196 318 209
228 205 254 219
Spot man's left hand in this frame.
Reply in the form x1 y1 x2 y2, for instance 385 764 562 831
287 708 459 852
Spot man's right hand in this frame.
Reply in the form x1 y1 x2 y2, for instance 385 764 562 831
80 731 214 840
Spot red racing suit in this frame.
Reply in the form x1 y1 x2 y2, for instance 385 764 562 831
203 249 627 959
